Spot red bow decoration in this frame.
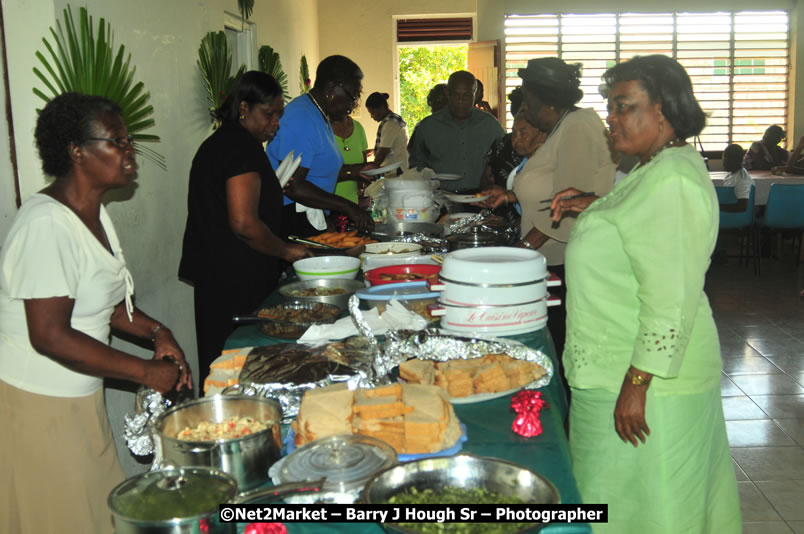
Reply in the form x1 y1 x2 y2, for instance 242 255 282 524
511 390 548 437
245 523 288 534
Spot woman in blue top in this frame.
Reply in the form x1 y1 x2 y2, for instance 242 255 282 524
267 55 373 237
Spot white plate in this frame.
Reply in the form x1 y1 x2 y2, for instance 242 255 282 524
444 193 491 203
449 386 524 404
399 376 528 404
363 162 402 177
434 173 463 181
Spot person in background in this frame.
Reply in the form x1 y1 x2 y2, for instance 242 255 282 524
476 58 616 358
408 70 505 192
426 83 448 115
179 72 311 387
474 79 494 114
720 143 754 212
331 110 368 204
743 124 788 170
774 135 804 175
550 54 741 533
1 93 190 533
267 55 373 237
365 92 408 171
480 88 534 189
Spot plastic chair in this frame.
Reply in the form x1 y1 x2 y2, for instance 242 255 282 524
715 184 757 274
757 183 804 265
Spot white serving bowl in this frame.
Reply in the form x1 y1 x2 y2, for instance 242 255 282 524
293 256 361 281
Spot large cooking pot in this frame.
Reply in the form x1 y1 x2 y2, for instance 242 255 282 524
362 453 559 533
371 221 444 240
446 227 506 250
108 466 323 534
155 396 282 491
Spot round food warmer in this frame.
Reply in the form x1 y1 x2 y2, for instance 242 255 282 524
428 247 561 336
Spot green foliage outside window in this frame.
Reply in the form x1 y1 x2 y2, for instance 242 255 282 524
398 45 467 129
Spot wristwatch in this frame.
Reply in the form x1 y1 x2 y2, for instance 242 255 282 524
626 370 649 386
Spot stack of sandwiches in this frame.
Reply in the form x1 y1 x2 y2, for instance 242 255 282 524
203 347 251 395
399 353 547 398
292 382 462 454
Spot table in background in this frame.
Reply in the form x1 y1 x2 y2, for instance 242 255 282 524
709 170 804 206
224 302 586 533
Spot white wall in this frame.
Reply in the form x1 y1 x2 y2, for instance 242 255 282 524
317 0 478 145
3 0 319 476
0 6 19 240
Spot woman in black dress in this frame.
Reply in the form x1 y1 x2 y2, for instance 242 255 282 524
179 72 311 387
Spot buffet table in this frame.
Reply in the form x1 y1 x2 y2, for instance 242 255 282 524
223 296 588 533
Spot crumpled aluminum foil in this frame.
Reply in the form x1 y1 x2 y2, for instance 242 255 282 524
443 211 486 234
384 328 553 389
123 388 175 458
226 303 387 424
220 377 358 424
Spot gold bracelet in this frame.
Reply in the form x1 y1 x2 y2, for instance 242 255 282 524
626 370 649 386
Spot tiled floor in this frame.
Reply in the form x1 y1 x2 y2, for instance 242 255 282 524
706 254 804 534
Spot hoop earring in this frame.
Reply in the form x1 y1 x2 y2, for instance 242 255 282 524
239 114 245 120
659 122 664 133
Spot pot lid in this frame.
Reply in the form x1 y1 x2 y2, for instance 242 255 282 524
108 466 237 521
280 434 397 494
441 246 548 284
356 281 439 301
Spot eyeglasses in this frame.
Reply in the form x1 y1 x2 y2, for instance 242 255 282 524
338 83 361 105
86 134 134 150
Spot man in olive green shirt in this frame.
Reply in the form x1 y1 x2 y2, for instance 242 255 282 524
408 71 504 192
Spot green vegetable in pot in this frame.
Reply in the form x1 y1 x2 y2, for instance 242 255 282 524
388 487 530 533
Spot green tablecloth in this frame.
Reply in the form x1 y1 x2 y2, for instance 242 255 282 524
224 310 587 533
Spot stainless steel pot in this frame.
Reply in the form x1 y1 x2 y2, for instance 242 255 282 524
155 396 282 491
371 221 444 240
362 453 559 533
446 228 505 250
108 465 324 534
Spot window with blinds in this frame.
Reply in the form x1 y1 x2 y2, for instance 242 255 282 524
504 11 790 152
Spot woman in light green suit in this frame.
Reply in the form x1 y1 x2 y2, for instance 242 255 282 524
550 55 741 533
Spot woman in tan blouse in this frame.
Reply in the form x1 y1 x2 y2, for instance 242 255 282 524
478 57 616 356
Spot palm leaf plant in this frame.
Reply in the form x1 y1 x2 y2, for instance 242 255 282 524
258 45 289 103
33 6 164 169
237 0 254 30
299 54 311 94
198 31 246 128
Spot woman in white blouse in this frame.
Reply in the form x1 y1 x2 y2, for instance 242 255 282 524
0 93 191 533
365 91 409 171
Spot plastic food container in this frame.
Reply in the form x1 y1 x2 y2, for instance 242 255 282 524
293 256 361 281
363 264 441 286
356 281 441 322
